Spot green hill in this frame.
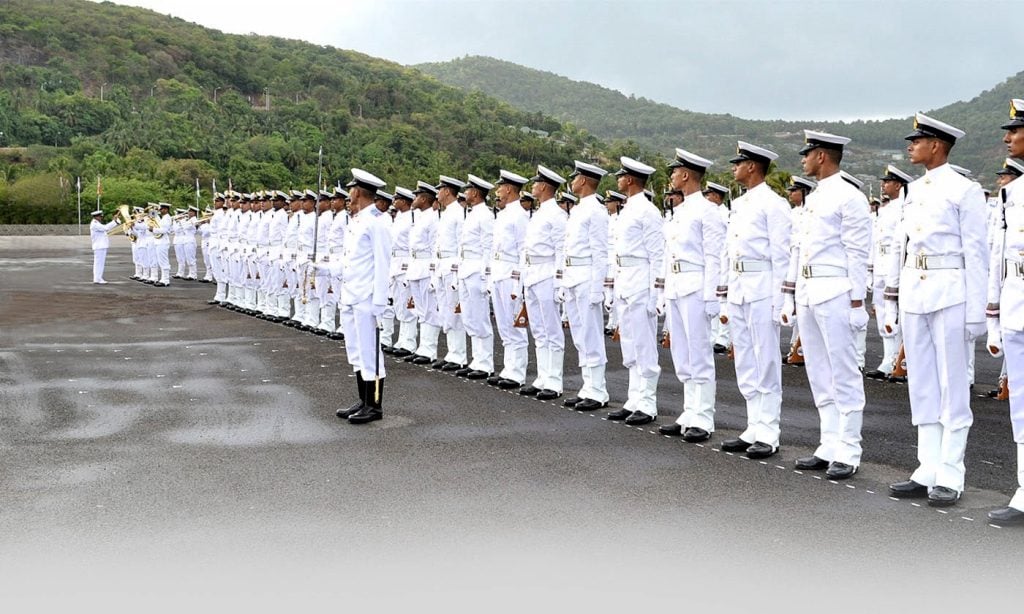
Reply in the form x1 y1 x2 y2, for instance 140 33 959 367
416 56 1020 183
0 0 597 222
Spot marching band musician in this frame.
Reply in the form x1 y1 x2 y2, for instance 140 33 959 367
883 113 987 507
137 204 157 285
128 206 144 281
657 149 726 441
89 208 120 284
487 170 531 389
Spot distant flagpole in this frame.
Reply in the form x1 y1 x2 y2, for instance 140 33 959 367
212 178 217 205
195 177 200 210
76 176 82 235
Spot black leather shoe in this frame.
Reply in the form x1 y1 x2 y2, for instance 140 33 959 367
624 411 654 426
536 389 561 401
713 344 728 354
486 375 502 386
864 369 888 380
746 441 777 459
826 462 858 480
431 360 446 369
795 455 830 470
348 406 382 424
441 362 463 372
391 348 412 358
327 333 345 340
887 375 907 384
988 506 1024 525
563 396 582 407
888 480 928 498
574 399 605 411
381 345 396 355
682 427 711 443
720 438 751 452
658 423 683 436
207 300 219 305
986 388 1001 398
497 379 522 390
454 367 473 377
927 486 961 507
607 408 631 421
466 370 489 380
313 329 328 336
336 401 364 419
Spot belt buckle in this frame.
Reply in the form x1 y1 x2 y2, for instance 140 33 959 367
1016 262 1024 277
671 262 681 274
616 256 623 266
733 261 743 273
916 253 927 270
801 264 811 278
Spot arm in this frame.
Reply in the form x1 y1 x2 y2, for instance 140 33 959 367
766 198 792 312
589 208 609 300
842 193 872 304
961 182 989 325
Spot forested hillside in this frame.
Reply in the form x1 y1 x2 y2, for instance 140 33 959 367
0 0 601 222
417 56 1019 180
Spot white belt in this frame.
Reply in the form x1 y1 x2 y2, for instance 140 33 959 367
733 260 770 273
670 260 703 273
616 256 649 267
412 250 433 260
564 255 592 266
525 254 555 265
906 254 964 270
437 250 457 258
800 264 847 278
392 249 407 257
460 250 482 260
492 252 519 264
330 246 345 254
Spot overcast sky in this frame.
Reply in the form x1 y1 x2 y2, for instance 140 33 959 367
106 0 1021 122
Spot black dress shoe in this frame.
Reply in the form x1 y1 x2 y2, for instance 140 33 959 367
327 333 345 340
431 360 447 369
563 396 582 407
682 427 711 443
746 441 777 459
574 399 605 411
207 300 219 305
658 423 683 436
713 344 728 354
607 408 631 421
927 486 961 507
497 379 522 390
986 388 1001 398
888 480 928 498
887 375 907 384
381 345 396 355
454 367 473 377
336 402 364 419
441 362 463 372
466 370 489 380
795 455 830 470
536 389 561 401
988 506 1024 525
391 348 412 358
720 438 751 452
348 406 383 424
864 369 888 380
624 411 654 426
411 355 433 365
486 375 502 386
519 385 541 396
826 462 857 480
313 329 328 336
283 320 297 327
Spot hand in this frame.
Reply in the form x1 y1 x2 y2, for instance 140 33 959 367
849 305 869 332
779 295 795 327
655 291 666 317
987 319 1003 358
965 321 985 342
882 300 899 337
371 303 386 318
589 291 603 306
555 287 567 304
603 288 614 312
704 300 719 320
719 300 729 325
770 302 782 326
646 292 658 316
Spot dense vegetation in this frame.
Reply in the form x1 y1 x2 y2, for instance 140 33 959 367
417 56 1019 183
0 0 601 222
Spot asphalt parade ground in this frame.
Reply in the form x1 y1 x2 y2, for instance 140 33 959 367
1 237 1021 611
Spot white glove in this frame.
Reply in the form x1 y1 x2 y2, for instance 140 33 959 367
555 286 567 304
589 291 603 306
881 301 899 338
704 300 719 320
603 288 614 313
646 291 658 315
965 321 985 342
779 294 796 327
770 301 782 326
371 302 386 318
655 290 666 317
987 319 1004 358
848 305 869 332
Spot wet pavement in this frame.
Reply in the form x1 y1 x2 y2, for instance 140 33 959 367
0 237 1020 610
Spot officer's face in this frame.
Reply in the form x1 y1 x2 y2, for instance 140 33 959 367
669 167 686 191
530 181 545 200
732 161 750 185
880 179 902 200
705 192 723 205
906 137 939 165
1005 127 1024 158
787 189 803 207
800 150 821 178
997 174 1014 188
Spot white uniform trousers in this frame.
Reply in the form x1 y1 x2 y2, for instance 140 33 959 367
200 243 212 280
131 243 142 277
340 302 385 380
797 293 866 467
666 292 716 431
491 278 529 384
391 275 418 352
409 277 441 359
872 284 902 374
437 269 467 365
212 247 227 301
564 283 609 403
92 248 108 283
1002 329 1024 511
903 302 972 492
180 241 197 278
616 291 660 416
459 272 494 373
155 243 170 283
145 245 158 281
526 278 565 393
174 242 185 276
728 297 783 448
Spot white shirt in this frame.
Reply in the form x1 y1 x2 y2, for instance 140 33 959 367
562 194 609 297
90 219 118 250
613 192 664 299
663 191 726 301
457 201 494 280
389 209 413 278
341 206 392 308
723 181 791 306
435 200 464 269
491 201 528 284
989 177 1024 331
522 198 567 288
406 207 438 281
154 213 172 245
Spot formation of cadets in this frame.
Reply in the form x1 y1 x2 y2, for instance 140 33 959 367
93 101 1024 526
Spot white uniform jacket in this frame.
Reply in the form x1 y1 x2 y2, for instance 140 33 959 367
722 182 791 307
663 192 726 301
